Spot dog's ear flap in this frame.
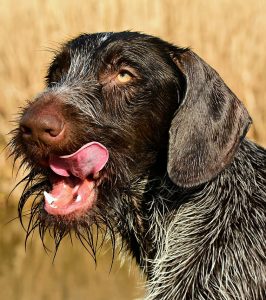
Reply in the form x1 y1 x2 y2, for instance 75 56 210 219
167 51 252 187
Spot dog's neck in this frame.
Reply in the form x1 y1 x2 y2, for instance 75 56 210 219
121 139 266 282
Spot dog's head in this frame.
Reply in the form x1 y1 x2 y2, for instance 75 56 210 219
10 32 251 251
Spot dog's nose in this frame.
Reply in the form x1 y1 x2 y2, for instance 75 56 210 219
20 111 65 145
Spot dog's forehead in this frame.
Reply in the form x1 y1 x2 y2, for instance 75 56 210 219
66 32 112 53
65 31 162 58
47 32 177 85
68 31 142 45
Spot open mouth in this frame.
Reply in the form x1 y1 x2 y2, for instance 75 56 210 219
44 142 109 216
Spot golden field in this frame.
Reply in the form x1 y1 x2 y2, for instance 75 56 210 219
0 1 265 299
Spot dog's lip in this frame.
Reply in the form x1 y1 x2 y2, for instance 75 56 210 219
43 142 109 216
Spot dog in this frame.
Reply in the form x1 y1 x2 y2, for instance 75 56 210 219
10 32 266 299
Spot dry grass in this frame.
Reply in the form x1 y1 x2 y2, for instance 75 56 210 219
0 1 265 299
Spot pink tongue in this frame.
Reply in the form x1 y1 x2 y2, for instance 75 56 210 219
49 142 109 179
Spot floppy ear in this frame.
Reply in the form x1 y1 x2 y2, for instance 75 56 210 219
167 51 252 187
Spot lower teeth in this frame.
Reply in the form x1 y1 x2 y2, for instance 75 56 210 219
76 195 82 202
44 191 57 205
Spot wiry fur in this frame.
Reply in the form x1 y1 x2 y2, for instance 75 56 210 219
9 32 266 299
145 140 266 300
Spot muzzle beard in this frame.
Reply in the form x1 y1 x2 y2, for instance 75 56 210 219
10 140 147 263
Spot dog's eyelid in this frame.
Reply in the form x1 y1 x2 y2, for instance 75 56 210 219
99 63 139 84
118 68 135 77
119 64 140 78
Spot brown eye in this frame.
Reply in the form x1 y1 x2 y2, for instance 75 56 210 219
116 70 133 83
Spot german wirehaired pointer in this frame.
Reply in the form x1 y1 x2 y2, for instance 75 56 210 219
10 32 266 299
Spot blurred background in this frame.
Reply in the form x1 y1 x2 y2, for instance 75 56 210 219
0 0 265 299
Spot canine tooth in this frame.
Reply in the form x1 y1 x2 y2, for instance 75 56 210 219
44 191 57 205
73 185 80 194
76 195 82 202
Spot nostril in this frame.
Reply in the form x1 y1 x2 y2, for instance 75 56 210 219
20 124 32 136
45 128 57 137
20 112 65 144
43 123 64 137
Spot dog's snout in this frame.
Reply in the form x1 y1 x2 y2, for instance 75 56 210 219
20 101 65 146
20 113 64 143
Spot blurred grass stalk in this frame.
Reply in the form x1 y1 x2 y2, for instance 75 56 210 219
0 1 265 299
